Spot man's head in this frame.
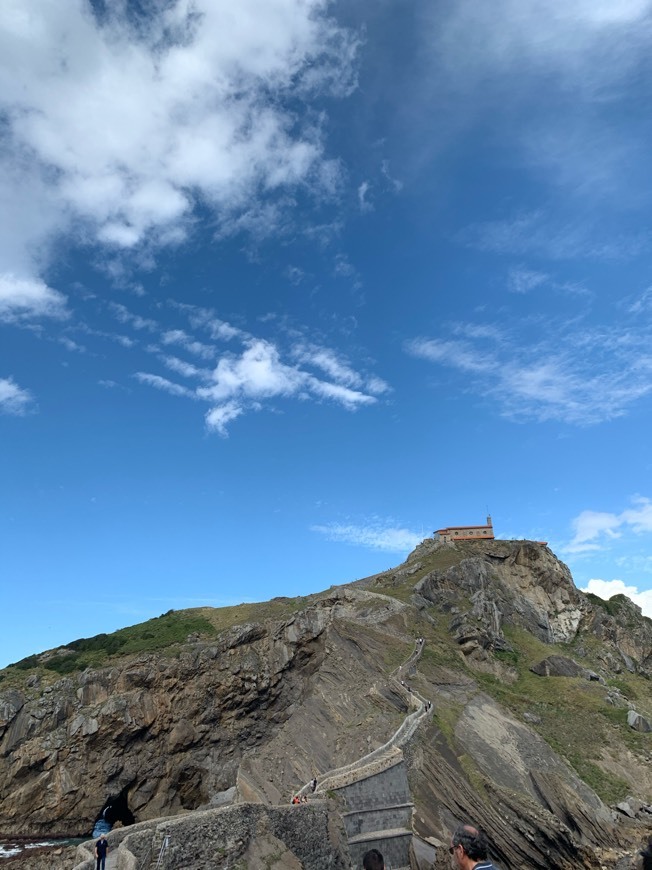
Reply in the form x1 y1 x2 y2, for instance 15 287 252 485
362 848 384 870
449 825 489 868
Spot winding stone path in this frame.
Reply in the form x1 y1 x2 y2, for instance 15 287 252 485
294 637 433 870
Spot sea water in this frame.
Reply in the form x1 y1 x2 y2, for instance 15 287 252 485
0 838 85 859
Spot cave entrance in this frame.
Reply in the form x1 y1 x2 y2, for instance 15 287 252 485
91 788 135 837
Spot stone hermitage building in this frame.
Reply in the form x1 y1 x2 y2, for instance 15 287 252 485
434 515 494 542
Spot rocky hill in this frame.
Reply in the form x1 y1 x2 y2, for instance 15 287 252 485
1 538 651 868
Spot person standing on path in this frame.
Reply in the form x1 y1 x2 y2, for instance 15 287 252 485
95 833 109 870
449 825 496 870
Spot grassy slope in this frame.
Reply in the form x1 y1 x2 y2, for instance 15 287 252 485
0 595 313 688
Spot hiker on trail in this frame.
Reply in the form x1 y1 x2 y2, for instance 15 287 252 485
291 795 300 804
449 824 496 869
95 833 109 870
311 777 317 793
362 847 385 869
638 835 652 870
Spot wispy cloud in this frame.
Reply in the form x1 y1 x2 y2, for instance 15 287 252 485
0 377 35 415
627 286 652 314
431 0 652 209
565 497 652 553
161 330 215 360
59 337 86 354
508 267 548 294
109 302 158 332
292 343 389 395
170 303 244 342
461 211 652 262
406 308 652 425
134 372 196 399
357 181 373 212
160 355 210 380
311 520 422 553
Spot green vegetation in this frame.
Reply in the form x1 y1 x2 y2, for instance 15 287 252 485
7 610 219 675
606 677 638 700
2 595 313 680
458 752 489 800
432 701 463 743
494 648 520 667
470 625 652 804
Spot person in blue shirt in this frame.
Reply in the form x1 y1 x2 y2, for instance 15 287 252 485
449 825 496 870
94 833 109 870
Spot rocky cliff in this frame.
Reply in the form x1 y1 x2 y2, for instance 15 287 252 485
1 539 651 869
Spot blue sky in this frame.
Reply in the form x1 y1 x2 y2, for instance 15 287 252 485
2 0 652 667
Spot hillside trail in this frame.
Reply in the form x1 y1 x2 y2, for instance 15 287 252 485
295 636 432 798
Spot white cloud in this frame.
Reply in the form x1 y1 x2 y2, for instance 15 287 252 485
0 274 67 322
161 330 215 359
566 497 652 552
463 212 652 262
169 303 245 342
628 287 652 314
566 510 622 553
0 377 34 415
406 338 498 375
437 1 652 90
292 343 389 396
406 310 652 425
200 340 305 403
59 337 86 353
430 0 652 205
621 497 652 533
205 402 246 436
581 578 652 618
136 332 385 435
134 372 195 399
508 267 548 294
109 303 158 332
311 521 422 553
160 356 208 380
357 181 373 212
0 0 358 310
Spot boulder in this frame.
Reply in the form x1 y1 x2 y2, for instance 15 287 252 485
530 656 586 678
627 710 652 732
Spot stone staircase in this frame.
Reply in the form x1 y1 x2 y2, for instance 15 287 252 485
297 638 433 869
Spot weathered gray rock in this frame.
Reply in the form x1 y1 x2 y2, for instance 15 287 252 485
530 656 586 678
627 710 652 732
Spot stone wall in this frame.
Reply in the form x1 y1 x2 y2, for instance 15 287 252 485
77 801 352 870
333 756 413 870
348 830 413 870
